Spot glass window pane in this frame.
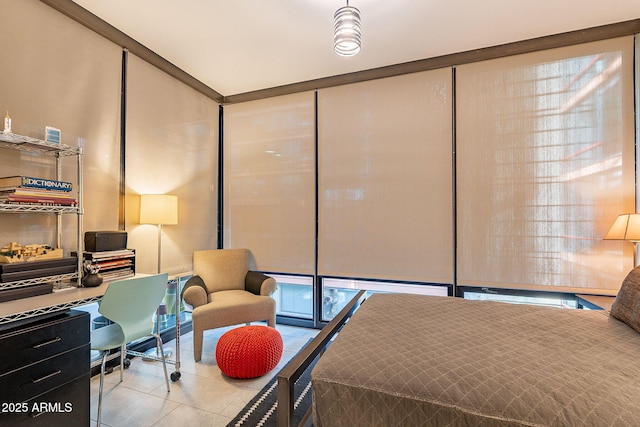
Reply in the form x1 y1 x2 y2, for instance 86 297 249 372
463 291 577 309
322 277 449 321
271 274 313 319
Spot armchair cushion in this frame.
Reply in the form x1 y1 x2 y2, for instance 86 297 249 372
193 290 275 331
246 271 277 296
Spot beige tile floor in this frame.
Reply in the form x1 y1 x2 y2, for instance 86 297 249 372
90 323 318 427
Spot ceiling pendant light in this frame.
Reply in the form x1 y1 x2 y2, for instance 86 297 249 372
334 1 361 57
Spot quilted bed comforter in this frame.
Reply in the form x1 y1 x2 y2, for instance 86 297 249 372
311 293 640 426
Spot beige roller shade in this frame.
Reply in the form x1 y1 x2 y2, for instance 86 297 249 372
223 92 316 274
0 0 122 252
456 37 635 294
125 54 219 275
318 69 454 283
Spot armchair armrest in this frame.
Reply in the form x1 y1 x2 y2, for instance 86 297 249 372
182 275 208 308
245 271 277 296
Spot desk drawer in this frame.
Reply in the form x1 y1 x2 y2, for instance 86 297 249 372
0 374 89 427
0 310 89 375
0 343 89 403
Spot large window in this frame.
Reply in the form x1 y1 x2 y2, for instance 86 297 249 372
317 69 454 284
223 92 316 274
457 37 635 294
222 37 636 324
125 54 219 275
0 0 122 250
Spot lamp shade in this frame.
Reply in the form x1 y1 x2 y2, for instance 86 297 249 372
139 194 178 225
334 3 361 57
604 213 640 242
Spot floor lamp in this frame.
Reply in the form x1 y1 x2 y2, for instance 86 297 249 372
139 194 178 359
604 213 640 267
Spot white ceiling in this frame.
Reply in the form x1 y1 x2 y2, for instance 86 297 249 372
72 0 640 97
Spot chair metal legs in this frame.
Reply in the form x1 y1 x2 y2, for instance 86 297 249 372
96 351 108 427
120 344 125 383
96 346 125 427
153 333 171 392
95 338 169 426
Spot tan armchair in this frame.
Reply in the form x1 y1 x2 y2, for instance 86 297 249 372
183 248 277 362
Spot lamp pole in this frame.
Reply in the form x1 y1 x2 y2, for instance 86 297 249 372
157 223 163 274
139 194 178 361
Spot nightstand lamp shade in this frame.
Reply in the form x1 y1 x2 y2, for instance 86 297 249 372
604 213 640 242
605 213 640 267
139 194 178 225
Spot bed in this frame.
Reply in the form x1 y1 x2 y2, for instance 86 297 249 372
310 270 640 426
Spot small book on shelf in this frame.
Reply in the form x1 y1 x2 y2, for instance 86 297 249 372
0 195 77 206
0 175 73 192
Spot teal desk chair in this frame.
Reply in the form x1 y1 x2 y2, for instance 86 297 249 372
90 273 170 427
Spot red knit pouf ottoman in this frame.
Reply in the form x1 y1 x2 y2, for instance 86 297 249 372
216 326 283 379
